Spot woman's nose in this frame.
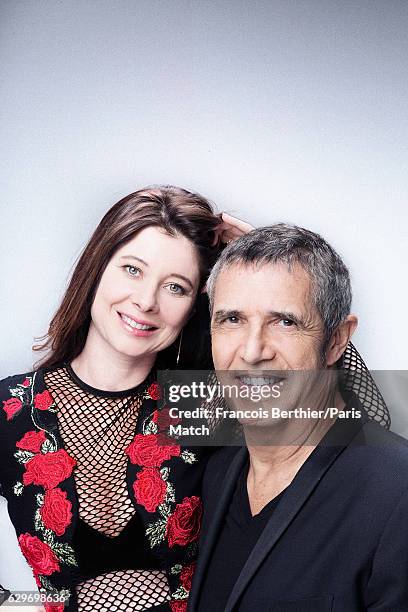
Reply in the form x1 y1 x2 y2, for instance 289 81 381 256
130 284 159 313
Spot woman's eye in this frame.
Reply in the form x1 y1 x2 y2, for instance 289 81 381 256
125 265 141 277
166 283 186 295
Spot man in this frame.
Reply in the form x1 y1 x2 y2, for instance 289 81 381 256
188 224 408 611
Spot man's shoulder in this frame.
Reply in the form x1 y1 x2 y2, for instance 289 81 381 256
340 420 408 492
354 419 408 454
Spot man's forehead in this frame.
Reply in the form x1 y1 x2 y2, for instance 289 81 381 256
215 260 311 289
212 260 314 313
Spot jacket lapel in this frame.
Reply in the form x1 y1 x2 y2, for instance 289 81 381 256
187 447 248 612
224 418 365 612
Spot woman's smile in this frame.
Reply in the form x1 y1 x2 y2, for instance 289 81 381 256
117 312 159 337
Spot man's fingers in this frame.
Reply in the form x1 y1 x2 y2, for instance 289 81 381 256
212 213 254 246
221 212 254 233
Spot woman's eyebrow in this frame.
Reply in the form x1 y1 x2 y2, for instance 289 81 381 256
119 255 149 266
119 255 193 289
170 274 194 289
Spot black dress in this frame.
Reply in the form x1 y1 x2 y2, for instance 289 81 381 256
45 364 170 611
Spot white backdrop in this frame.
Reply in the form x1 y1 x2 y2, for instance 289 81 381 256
1 0 407 591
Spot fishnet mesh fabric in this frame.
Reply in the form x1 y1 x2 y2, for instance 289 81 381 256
44 366 170 611
76 570 169 611
45 366 142 536
341 342 390 429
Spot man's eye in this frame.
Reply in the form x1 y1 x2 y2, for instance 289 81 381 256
223 316 239 324
166 283 186 296
279 318 294 327
125 265 141 277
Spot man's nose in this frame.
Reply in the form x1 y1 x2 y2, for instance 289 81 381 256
239 326 275 365
130 283 159 313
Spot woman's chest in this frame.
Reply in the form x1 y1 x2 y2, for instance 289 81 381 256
52 386 142 537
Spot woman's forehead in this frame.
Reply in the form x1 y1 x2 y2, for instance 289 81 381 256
114 226 201 279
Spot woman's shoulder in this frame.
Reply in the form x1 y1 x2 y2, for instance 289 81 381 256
0 369 43 424
0 370 37 394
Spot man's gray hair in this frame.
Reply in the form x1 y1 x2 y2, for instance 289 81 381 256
207 224 352 348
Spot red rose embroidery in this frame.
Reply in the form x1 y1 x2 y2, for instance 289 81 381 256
23 449 76 489
18 533 60 576
40 488 73 536
148 382 162 400
3 397 23 420
180 562 196 591
34 390 54 411
45 604 65 612
170 601 187 612
125 434 180 467
16 430 47 453
133 467 167 512
166 496 202 548
22 378 31 388
153 407 182 433
157 432 180 446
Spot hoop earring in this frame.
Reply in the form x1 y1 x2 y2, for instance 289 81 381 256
176 329 183 365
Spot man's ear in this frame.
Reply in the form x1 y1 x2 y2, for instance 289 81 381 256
325 315 358 366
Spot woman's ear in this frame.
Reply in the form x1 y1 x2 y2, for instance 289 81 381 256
325 315 358 366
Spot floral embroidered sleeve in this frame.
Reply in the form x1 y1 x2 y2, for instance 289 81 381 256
1 373 77 609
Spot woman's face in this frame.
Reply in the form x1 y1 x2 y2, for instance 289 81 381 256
88 226 201 364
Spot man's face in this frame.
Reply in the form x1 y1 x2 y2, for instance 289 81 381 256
211 261 325 372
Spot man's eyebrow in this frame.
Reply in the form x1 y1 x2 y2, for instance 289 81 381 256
269 310 305 327
119 255 193 289
212 309 242 322
212 309 306 326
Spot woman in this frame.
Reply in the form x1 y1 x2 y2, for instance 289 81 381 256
0 185 252 612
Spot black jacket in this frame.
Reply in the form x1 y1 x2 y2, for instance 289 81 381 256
189 417 408 611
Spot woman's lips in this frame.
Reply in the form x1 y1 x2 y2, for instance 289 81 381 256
117 312 159 337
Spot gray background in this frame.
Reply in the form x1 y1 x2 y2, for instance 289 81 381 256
1 0 407 591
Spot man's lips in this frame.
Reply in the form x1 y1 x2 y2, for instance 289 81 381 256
235 374 286 386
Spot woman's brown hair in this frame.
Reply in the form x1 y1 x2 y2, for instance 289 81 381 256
34 185 222 369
